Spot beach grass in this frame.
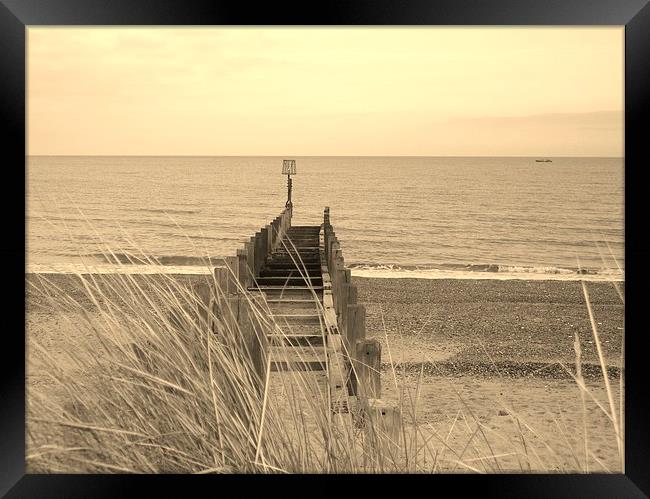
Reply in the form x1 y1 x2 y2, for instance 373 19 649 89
25 218 624 474
26 262 397 473
26 261 624 473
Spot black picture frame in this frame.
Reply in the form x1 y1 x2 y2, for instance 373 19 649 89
2 1 648 497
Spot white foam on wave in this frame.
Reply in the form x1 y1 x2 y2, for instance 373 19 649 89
498 265 575 275
26 263 624 282
26 263 212 275
350 267 624 282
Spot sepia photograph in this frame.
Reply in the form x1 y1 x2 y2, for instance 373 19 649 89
25 26 625 474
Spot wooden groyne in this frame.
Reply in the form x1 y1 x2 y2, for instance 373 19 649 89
194 204 401 441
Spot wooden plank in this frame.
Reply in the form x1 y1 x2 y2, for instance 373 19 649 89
327 333 351 415
345 304 366 395
237 248 248 288
247 237 256 277
270 360 326 372
248 285 324 291
214 266 227 294
224 256 239 293
237 295 268 388
267 334 325 347
363 398 402 454
356 339 381 399
346 284 358 305
254 231 265 274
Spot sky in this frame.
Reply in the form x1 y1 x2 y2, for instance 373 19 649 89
27 27 623 157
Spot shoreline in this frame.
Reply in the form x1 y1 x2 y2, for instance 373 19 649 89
25 267 624 282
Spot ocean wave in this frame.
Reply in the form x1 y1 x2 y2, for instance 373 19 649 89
348 262 603 274
27 263 212 275
135 208 201 215
85 252 226 266
347 263 623 281
27 256 624 282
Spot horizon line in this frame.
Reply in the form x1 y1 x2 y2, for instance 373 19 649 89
27 154 624 159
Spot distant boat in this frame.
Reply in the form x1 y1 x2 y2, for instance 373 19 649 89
535 159 553 163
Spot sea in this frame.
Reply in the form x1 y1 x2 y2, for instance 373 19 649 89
26 156 624 281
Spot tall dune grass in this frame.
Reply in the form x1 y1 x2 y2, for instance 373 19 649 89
26 235 624 473
27 261 406 473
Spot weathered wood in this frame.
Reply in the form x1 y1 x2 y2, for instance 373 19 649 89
214 266 228 294
219 294 240 332
356 339 381 399
224 256 239 293
237 248 248 288
238 295 268 386
168 279 217 336
193 280 211 306
346 284 358 305
269 220 276 249
260 227 269 263
346 304 366 395
334 256 345 320
246 239 255 279
326 331 351 415
363 398 402 453
346 304 366 352
192 280 213 329
339 266 350 333
254 231 265 274
264 224 272 255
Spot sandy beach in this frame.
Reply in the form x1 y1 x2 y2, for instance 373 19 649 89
26 273 624 472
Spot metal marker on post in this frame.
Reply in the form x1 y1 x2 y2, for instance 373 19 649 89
282 159 296 208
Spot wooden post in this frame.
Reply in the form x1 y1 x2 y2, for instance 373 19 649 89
329 244 338 285
282 213 288 239
269 220 276 250
237 248 248 288
214 266 228 294
219 294 240 332
346 304 366 350
167 279 216 334
224 256 239 293
364 398 402 454
261 226 269 260
356 339 381 399
192 280 213 330
337 263 348 332
254 232 264 274
193 280 211 306
247 238 255 280
334 254 344 319
328 239 337 269
347 304 366 394
273 218 281 250
237 295 267 388
264 224 272 255
346 284 358 305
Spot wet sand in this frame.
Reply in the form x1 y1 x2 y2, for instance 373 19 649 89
26 273 624 472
